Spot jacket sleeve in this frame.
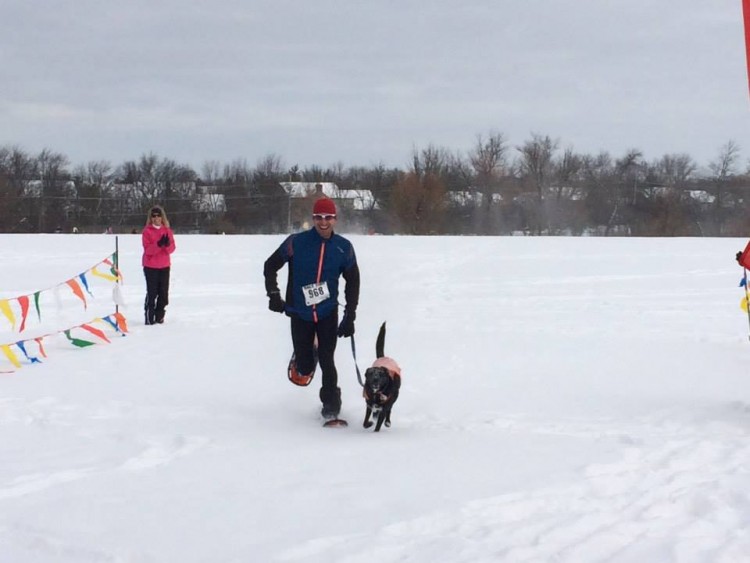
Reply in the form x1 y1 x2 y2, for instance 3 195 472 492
342 262 360 314
263 246 288 296
165 229 176 254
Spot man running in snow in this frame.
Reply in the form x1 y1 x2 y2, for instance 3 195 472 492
263 197 360 419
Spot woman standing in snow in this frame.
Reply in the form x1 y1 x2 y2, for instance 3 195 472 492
142 205 176 325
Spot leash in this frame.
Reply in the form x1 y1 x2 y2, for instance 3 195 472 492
350 335 365 388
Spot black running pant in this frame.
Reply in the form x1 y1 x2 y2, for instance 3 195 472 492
291 312 339 406
143 266 170 324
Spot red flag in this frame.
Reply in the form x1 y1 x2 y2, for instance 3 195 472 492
739 240 750 269
18 295 29 332
80 323 111 343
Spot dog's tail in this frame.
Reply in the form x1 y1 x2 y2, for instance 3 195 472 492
376 322 386 358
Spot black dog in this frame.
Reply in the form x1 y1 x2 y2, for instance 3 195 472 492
363 322 401 432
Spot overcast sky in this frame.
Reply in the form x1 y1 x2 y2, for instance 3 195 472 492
2 0 749 172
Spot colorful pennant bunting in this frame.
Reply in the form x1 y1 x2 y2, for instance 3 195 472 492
0 312 128 372
0 253 121 332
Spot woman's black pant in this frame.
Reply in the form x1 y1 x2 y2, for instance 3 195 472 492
291 312 340 408
143 267 170 324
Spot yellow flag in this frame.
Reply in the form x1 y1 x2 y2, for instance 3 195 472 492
742 296 749 313
0 300 16 330
1 344 21 368
90 266 118 282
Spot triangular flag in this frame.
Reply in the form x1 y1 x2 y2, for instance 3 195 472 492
114 312 129 333
80 323 111 343
742 296 748 313
16 341 41 363
34 291 41 321
78 273 94 297
90 266 118 282
104 255 122 281
18 295 30 332
102 315 120 333
0 299 16 330
66 279 87 309
1 344 22 368
63 330 95 348
34 337 47 358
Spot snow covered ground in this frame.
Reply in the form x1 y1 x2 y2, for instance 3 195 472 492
1 233 749 563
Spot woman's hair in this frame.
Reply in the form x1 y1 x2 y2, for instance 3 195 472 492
145 205 170 228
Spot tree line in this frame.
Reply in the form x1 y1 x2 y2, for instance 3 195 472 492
0 133 748 236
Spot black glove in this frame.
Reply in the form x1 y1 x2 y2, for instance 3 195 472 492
157 233 170 247
737 251 743 264
337 310 356 338
268 292 285 313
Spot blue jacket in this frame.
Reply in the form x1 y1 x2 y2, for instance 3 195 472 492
264 228 360 322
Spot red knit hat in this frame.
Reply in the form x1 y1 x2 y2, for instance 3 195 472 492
313 197 337 216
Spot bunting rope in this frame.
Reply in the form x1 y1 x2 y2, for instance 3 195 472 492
0 312 128 372
0 252 122 332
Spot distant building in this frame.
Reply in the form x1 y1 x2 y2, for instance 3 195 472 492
279 182 378 230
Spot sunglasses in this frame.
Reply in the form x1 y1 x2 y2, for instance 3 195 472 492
151 212 162 218
312 214 336 221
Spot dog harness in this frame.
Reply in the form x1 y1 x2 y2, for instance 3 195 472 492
363 356 401 404
372 357 401 377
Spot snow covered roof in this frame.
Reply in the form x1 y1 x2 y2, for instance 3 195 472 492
280 182 378 210
280 182 339 198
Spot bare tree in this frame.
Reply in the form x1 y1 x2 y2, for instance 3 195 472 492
708 140 740 235
655 153 696 187
253 154 287 232
72 160 114 230
469 132 507 234
0 146 36 231
36 149 70 232
608 149 644 235
580 151 615 233
410 145 452 178
390 172 446 234
546 147 585 234
517 133 558 234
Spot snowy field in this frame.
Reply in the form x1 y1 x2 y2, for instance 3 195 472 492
1 233 749 563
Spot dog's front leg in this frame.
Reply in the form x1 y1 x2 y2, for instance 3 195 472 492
363 406 373 428
374 410 386 432
382 393 397 429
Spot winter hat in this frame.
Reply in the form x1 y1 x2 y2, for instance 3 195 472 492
313 197 336 216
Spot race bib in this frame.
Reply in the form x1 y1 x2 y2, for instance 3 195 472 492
302 281 330 306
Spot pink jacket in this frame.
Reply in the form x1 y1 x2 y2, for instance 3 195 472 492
142 225 176 269
372 357 401 378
